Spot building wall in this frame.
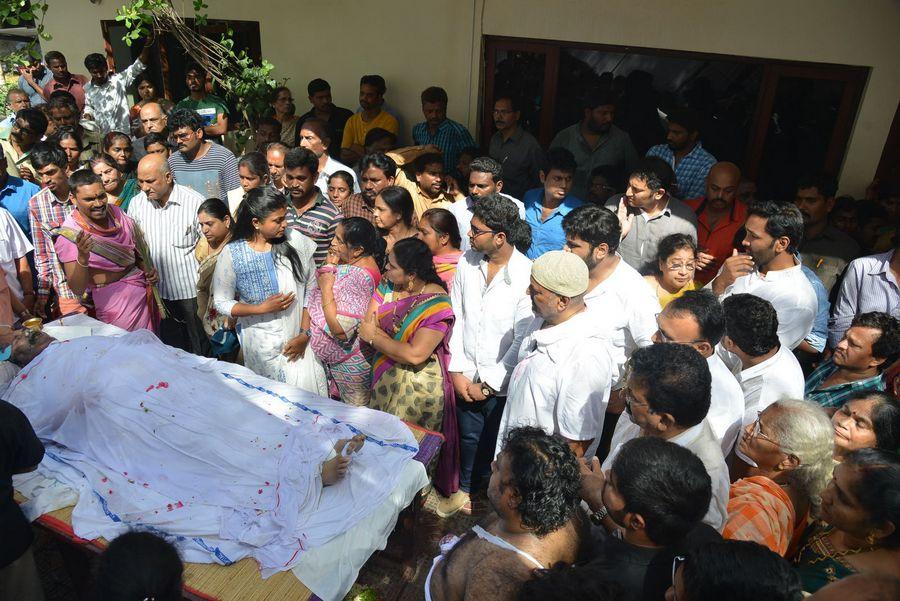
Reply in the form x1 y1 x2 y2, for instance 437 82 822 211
42 0 900 195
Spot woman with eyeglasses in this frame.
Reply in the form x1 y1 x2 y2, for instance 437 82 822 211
643 233 700 308
791 448 900 593
724 399 834 556
832 391 900 461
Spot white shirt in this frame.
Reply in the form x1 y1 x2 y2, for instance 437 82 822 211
707 353 747 455
738 345 805 421
583 257 659 387
315 156 360 197
497 310 614 456
449 193 525 252
0 206 32 300
715 261 817 350
448 248 533 392
127 184 205 301
84 59 146 134
604 419 729 531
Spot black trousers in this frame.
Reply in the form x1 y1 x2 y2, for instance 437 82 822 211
160 297 211 357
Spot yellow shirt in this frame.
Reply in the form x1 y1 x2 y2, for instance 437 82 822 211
387 151 462 219
341 110 399 149
646 276 700 308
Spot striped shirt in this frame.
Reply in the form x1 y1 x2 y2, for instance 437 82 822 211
167 143 240 200
127 184 205 301
412 118 476 174
27 187 78 301
646 141 717 200
829 251 900 347
804 359 886 409
285 191 342 266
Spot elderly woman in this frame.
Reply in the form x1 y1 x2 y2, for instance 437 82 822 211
270 86 300 146
358 237 457 495
832 391 900 460
724 399 834 556
643 233 700 307
792 449 900 592
417 208 463 290
90 153 139 211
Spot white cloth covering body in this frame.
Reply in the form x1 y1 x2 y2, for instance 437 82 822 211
3 330 417 577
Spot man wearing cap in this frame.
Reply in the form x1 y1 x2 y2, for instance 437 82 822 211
496 250 614 458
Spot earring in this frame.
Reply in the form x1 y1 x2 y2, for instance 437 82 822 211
866 532 877 546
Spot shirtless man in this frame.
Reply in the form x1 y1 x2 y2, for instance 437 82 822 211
426 426 584 600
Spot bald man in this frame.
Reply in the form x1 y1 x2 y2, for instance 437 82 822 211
684 162 744 284
128 154 210 356
133 102 169 161
266 142 289 192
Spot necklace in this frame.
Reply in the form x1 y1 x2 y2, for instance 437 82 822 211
794 526 877 566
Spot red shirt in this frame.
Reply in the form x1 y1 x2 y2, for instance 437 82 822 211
684 196 748 284
42 74 89 112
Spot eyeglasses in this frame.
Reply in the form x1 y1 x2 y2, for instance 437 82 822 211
665 262 696 272
469 224 496 238
748 412 779 445
671 555 687 601
623 387 653 414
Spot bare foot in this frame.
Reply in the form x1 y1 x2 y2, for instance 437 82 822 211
321 435 366 486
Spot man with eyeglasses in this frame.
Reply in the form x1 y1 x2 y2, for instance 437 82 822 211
601 343 730 532
488 95 543 200
165 108 239 200
132 102 169 162
605 156 697 273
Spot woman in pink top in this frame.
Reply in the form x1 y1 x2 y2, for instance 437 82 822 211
418 208 463 291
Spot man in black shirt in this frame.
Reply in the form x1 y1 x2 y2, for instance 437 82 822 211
295 79 353 160
0 395 46 599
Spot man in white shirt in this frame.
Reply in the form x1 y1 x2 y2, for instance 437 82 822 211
722 294 805 427
497 250 613 459
82 40 152 135
448 157 524 252
603 343 729 531
441 194 533 517
129 153 209 356
710 201 817 351
653 290 745 454
296 118 359 197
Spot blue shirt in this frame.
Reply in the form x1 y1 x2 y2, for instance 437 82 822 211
800 263 830 352
0 176 39 239
646 141 716 200
523 187 584 260
412 118 476 174
18 70 54 106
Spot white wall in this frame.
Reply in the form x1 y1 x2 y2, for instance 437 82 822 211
42 0 900 195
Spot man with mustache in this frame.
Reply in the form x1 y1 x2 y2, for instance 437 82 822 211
1 108 47 182
165 108 239 200
488 95 543 200
684 162 745 284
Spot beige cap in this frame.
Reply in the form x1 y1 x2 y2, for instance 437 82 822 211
531 250 589 297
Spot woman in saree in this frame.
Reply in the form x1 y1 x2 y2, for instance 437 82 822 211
195 198 233 338
54 170 161 333
373 186 418 253
832 391 900 461
358 237 458 495
417 207 463 290
212 186 327 394
89 153 139 211
49 126 86 175
724 399 834 557
303 217 384 405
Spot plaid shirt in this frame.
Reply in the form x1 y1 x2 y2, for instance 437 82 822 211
646 141 716 200
340 193 376 225
27 187 77 301
804 358 886 409
412 118 476 174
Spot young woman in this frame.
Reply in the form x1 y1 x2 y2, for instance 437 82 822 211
227 152 270 215
643 233 700 307
129 73 174 123
103 131 135 179
89 153 139 211
269 86 300 146
373 186 418 253
49 126 85 174
358 237 457 496
143 132 171 158
212 187 326 393
327 171 354 211
417 208 463 290
832 392 900 461
304 217 384 405
195 198 233 340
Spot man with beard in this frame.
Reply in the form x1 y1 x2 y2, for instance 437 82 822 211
412 86 476 175
340 75 399 165
132 102 169 162
175 63 228 143
448 157 524 252
425 427 583 601
82 38 151 135
1 108 47 182
604 157 697 272
488 95 543 200
794 174 860 292
281 147 341 266
710 201 817 351
129 153 209 355
523 148 584 259
684 162 745 284
550 89 638 201
387 147 461 219
46 93 102 159
266 142 289 192
646 108 716 200
341 152 397 225
166 108 239 200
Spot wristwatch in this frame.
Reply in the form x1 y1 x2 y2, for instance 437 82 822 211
589 505 609 526
480 382 496 398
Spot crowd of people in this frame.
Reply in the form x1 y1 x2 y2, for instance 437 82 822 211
1 40 899 601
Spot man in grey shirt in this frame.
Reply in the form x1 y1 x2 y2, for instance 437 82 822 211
605 157 697 273
550 89 638 200
488 95 543 200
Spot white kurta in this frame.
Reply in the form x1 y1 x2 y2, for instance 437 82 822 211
3 331 417 576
